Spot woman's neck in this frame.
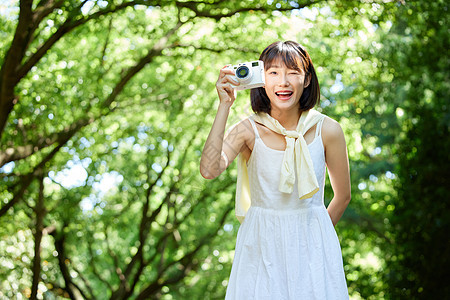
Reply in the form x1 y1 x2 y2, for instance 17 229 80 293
270 108 302 130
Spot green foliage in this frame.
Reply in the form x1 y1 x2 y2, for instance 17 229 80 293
381 1 450 298
1 0 448 299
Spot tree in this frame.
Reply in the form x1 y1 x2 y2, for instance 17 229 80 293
380 1 450 298
4 0 440 298
0 0 332 298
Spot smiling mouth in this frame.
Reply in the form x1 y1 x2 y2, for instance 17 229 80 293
275 91 293 99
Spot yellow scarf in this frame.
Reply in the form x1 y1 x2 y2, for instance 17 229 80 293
235 109 325 223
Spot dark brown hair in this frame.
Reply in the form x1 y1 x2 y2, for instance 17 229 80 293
250 41 320 113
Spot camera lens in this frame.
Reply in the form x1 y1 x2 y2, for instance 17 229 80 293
236 66 249 78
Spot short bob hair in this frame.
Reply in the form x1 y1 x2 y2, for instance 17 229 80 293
250 41 320 113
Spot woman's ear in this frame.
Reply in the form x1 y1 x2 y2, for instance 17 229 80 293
304 73 311 88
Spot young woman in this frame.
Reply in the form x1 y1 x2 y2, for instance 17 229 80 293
200 41 351 299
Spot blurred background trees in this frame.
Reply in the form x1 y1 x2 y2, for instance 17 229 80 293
0 0 448 299
380 1 450 298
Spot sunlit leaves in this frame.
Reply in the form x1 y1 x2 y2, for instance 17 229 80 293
2 0 447 298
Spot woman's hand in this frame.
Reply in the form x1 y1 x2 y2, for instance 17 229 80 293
216 66 240 105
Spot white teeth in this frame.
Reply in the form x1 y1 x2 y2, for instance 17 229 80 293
277 92 292 95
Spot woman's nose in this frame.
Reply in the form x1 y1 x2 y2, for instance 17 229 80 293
279 74 289 86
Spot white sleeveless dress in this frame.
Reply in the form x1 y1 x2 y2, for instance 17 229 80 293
225 117 349 300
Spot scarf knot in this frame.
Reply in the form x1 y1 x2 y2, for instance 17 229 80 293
253 109 324 200
285 131 300 139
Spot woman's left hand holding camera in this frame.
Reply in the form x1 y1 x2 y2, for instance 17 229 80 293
216 66 240 107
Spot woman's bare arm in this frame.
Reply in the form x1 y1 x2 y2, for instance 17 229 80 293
322 117 351 226
200 67 249 179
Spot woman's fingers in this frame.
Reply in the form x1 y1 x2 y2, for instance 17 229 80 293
216 67 239 103
219 84 235 101
217 76 239 92
218 68 239 85
223 83 235 95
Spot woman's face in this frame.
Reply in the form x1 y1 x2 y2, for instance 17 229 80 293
263 58 310 113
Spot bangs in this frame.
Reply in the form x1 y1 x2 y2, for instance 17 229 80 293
261 42 308 73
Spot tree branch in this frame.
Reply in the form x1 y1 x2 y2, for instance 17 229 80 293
16 1 148 81
51 227 87 300
0 115 91 217
138 169 233 297
106 225 130 297
0 15 183 168
0 1 164 140
0 0 33 139
110 148 172 300
87 236 114 291
0 116 94 167
176 0 321 20
103 20 183 109
31 0 65 37
99 16 114 71
71 264 95 300
31 172 45 300
136 203 234 299
172 43 260 55
157 197 172 277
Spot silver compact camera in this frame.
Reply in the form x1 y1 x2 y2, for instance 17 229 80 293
226 60 265 90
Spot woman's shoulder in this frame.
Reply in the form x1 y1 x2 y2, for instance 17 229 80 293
321 115 345 143
227 116 256 141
